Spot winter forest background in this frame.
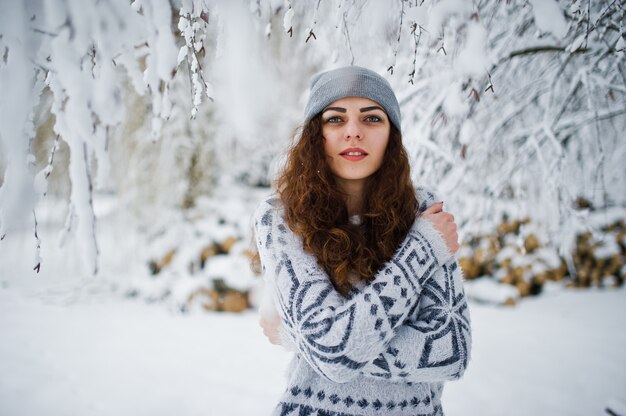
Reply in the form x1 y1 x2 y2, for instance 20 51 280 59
1 0 625 415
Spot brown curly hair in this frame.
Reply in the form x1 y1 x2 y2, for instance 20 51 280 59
275 114 418 295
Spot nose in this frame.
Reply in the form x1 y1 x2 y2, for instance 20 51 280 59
344 119 362 141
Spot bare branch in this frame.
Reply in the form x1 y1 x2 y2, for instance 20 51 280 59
43 135 61 190
33 210 41 273
342 10 355 66
484 71 494 93
388 0 406 75
506 46 589 61
305 0 322 43
557 107 626 132
408 23 423 84
589 0 619 33
584 0 591 49
31 27 59 37
551 79 582 129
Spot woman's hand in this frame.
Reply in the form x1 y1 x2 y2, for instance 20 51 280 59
421 202 460 254
259 315 283 345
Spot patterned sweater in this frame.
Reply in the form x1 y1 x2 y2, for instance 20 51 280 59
253 188 471 416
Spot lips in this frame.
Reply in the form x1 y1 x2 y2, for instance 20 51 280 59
340 147 368 161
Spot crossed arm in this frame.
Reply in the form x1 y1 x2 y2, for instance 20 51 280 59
254 195 470 384
358 259 471 383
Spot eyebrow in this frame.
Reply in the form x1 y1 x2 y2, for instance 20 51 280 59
322 106 346 114
359 106 385 113
321 106 386 114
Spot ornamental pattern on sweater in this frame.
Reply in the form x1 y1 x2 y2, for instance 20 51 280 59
253 188 471 416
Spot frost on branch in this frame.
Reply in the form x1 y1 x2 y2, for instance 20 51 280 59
177 0 213 119
283 1 294 37
249 0 626 254
0 0 213 275
1 0 624 279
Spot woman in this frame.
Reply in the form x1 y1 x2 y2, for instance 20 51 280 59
253 66 471 416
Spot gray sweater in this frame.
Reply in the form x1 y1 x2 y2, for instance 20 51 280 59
253 188 471 416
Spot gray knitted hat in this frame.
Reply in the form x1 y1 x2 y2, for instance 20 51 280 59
304 65 401 131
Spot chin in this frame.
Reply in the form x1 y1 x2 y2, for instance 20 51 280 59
336 171 376 181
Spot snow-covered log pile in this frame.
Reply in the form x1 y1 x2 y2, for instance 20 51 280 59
131 184 625 312
186 279 250 313
147 235 254 313
461 202 626 306
114 180 267 314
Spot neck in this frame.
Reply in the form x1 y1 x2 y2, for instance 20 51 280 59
336 179 364 217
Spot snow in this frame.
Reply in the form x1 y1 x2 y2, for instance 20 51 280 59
0 289 290 416
2 0 623 273
458 120 476 146
283 7 294 33
535 246 562 269
3 179 623 415
607 398 626 415
425 0 472 35
1 2 625 414
0 2 40 238
456 22 490 78
527 0 568 39
595 238 621 259
445 285 626 416
464 277 520 305
443 82 469 117
177 45 189 66
1 284 624 416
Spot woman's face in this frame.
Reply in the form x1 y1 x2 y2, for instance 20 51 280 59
321 96 391 191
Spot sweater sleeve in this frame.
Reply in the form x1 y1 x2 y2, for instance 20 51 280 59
358 259 472 383
356 186 471 383
253 196 453 383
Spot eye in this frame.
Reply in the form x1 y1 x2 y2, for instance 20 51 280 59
323 116 343 124
364 115 383 123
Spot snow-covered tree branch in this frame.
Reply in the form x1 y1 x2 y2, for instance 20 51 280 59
0 0 211 273
0 0 624 276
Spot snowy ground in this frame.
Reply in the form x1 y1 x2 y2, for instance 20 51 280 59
1 284 625 416
1 187 625 415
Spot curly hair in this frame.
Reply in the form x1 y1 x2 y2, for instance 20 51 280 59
275 114 418 295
